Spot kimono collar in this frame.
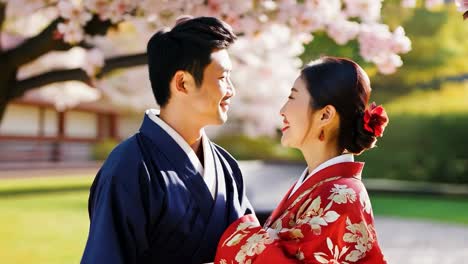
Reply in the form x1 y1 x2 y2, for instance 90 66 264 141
267 161 364 228
290 154 354 197
142 109 216 198
309 153 354 178
289 161 365 202
145 109 205 175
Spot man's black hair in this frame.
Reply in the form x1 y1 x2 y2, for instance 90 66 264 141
147 16 237 107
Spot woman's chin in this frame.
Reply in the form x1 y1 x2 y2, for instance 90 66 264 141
280 136 291 147
281 136 301 149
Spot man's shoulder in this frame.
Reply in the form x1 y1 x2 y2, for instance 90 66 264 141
107 134 142 162
98 134 145 183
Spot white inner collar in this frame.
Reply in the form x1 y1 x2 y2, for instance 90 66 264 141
146 109 205 175
145 109 217 197
289 153 354 197
146 109 216 197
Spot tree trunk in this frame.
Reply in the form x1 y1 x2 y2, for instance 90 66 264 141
0 59 18 123
0 99 7 123
0 78 11 123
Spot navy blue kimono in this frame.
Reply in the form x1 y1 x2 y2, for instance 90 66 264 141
81 114 254 264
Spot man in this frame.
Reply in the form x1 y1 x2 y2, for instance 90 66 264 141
81 16 254 264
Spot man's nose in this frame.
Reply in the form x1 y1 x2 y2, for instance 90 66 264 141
227 79 236 97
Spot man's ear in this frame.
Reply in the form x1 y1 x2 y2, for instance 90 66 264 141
173 71 188 94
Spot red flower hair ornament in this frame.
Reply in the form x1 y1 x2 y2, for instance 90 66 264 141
363 102 389 137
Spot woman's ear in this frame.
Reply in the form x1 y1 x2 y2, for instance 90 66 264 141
320 105 336 123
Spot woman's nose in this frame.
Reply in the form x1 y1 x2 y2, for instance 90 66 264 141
279 104 286 117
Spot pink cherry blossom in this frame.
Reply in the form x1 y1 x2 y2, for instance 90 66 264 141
390 26 411 54
425 0 444 9
358 23 410 74
455 0 468 11
327 17 360 45
7 0 465 136
4 0 47 17
82 48 105 77
57 21 84 44
343 0 383 22
58 0 92 25
401 0 417 8
84 0 109 15
375 54 403 75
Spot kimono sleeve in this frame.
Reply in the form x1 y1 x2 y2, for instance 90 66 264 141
81 164 152 264
215 179 386 264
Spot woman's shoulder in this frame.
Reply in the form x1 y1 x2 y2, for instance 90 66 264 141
302 176 372 215
313 174 366 194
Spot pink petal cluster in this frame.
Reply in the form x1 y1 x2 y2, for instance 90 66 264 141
359 24 411 74
82 48 105 77
424 0 444 9
56 0 92 44
327 16 360 45
401 0 417 8
343 0 383 22
57 22 84 44
58 0 92 25
84 0 136 23
455 0 468 12
7 0 454 136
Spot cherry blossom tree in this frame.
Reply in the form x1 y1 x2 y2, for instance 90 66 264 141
455 0 468 18
0 0 465 135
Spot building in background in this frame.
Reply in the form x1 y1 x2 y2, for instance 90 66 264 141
0 91 142 166
0 33 144 167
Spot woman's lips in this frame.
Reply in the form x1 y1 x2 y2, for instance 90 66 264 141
282 118 290 132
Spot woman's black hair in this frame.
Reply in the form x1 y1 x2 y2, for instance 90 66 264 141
301 57 376 154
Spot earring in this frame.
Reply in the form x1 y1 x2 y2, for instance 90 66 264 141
319 130 324 141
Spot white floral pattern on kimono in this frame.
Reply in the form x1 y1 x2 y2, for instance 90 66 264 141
215 162 387 264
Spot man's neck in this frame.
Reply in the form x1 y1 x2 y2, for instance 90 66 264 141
159 108 204 154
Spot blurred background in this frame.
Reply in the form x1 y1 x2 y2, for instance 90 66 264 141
0 0 467 263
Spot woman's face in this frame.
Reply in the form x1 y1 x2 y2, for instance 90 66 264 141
279 76 317 149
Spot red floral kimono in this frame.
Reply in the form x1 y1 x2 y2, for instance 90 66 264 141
215 162 387 264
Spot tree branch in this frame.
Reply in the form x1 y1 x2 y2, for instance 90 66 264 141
4 15 114 68
98 53 147 76
4 18 71 68
13 52 147 99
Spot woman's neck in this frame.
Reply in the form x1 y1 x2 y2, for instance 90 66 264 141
301 143 341 175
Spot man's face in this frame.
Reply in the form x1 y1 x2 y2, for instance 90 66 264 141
188 49 235 126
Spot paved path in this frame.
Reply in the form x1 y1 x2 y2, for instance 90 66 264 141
376 217 468 264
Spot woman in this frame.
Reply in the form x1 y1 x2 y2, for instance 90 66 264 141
215 57 388 264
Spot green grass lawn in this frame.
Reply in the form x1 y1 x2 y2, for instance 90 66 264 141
0 189 90 264
383 82 468 116
370 194 468 225
0 176 467 264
